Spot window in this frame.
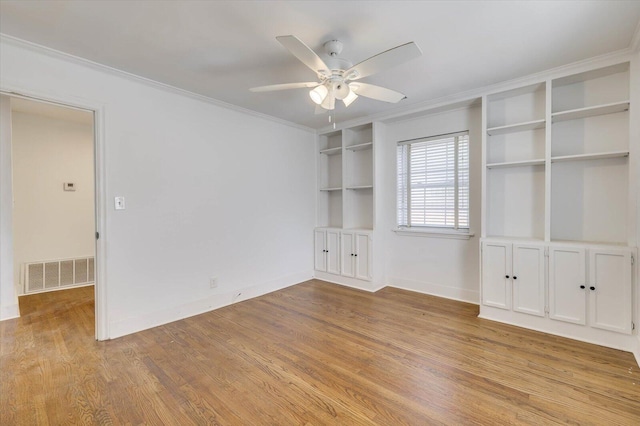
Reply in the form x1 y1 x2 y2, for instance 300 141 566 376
397 131 469 230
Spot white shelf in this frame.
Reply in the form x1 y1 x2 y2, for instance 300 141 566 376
319 147 342 155
487 159 545 169
487 119 546 136
552 63 629 87
551 101 629 123
346 142 373 151
549 239 629 247
320 187 342 192
484 236 545 243
346 185 373 190
551 151 629 163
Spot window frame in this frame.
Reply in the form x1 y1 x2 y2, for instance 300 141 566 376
396 131 472 238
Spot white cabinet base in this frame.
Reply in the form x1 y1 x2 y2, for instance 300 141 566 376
313 270 380 292
479 305 635 353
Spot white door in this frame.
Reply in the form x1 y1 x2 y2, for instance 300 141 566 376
341 232 355 278
512 244 545 316
548 246 586 325
314 229 326 272
355 233 370 281
589 249 632 334
326 229 341 275
481 241 512 310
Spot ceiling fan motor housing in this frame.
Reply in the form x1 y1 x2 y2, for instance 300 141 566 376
324 39 343 56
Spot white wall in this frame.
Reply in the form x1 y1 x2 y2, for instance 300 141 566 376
0 95 19 320
380 106 482 303
12 111 95 293
0 38 316 336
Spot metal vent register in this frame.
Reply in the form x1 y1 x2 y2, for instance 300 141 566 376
24 257 95 293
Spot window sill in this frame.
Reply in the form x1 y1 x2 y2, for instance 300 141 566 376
392 228 475 240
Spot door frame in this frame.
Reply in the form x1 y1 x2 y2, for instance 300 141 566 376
0 83 108 340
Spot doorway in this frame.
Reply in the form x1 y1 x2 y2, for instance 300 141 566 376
0 93 104 338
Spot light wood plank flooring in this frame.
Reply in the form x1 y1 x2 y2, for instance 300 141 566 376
1 280 639 425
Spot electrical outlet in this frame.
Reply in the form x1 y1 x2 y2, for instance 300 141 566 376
210 277 218 289
114 196 125 210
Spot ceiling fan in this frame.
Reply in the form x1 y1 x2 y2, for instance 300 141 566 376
250 35 422 111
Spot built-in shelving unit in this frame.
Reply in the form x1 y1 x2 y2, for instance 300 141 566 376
480 61 636 351
315 122 376 288
550 62 630 244
317 130 343 228
485 82 546 240
316 123 374 231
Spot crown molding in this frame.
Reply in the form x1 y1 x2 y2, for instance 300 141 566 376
0 34 314 134
318 47 634 133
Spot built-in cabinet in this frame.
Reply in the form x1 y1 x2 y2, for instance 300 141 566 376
549 246 633 334
341 231 371 280
481 241 545 316
481 61 637 349
314 228 340 275
315 123 375 287
314 229 372 281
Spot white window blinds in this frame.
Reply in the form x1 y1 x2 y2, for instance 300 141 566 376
397 132 469 229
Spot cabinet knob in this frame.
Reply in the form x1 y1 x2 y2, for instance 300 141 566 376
350 253 354 256
513 276 517 280
580 285 585 289
354 254 358 257
505 275 509 279
590 286 595 291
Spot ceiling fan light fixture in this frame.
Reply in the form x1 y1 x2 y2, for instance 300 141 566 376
321 92 335 110
309 84 328 104
343 89 358 107
334 82 350 100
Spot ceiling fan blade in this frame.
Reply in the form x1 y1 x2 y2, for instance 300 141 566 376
349 83 406 103
346 42 422 80
250 82 319 92
276 35 330 76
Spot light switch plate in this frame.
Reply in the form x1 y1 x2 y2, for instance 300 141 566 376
114 196 125 210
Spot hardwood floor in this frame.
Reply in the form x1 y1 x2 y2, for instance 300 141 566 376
1 280 639 425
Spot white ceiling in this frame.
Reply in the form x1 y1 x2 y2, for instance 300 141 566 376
1 1 639 130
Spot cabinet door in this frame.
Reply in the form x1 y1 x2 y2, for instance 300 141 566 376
481 242 512 310
512 244 545 316
589 249 632 334
548 246 586 325
341 232 355 278
355 233 371 281
326 229 341 275
314 229 326 272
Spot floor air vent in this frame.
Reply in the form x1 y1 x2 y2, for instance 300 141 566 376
24 257 95 294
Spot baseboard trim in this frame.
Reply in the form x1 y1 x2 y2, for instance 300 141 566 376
386 277 479 305
313 271 382 292
108 271 313 339
634 335 640 367
0 303 20 321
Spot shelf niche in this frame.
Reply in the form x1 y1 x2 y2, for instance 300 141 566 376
486 164 545 240
317 123 374 231
550 157 628 245
487 83 546 129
